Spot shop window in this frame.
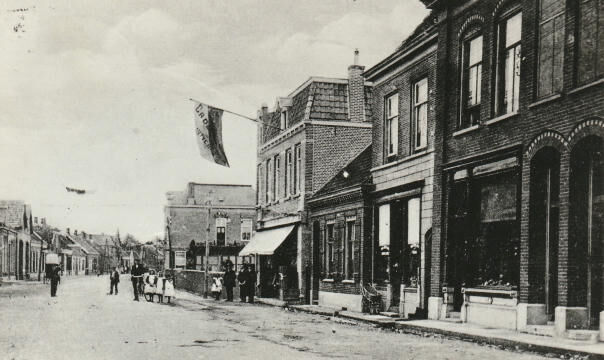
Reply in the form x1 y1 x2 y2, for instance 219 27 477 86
216 218 227 246
345 219 355 279
413 78 428 150
460 34 483 128
385 94 399 157
537 0 565 97
241 219 252 242
577 0 604 85
495 11 522 116
473 173 519 287
325 223 335 275
405 198 421 287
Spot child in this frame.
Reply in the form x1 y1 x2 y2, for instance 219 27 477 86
211 276 223 300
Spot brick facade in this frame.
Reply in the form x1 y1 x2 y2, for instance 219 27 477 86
424 0 604 327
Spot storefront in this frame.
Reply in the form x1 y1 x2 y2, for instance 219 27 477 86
239 224 298 301
441 151 521 329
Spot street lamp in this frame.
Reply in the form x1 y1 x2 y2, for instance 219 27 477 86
204 200 211 299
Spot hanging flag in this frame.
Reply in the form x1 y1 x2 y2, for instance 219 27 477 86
193 101 230 167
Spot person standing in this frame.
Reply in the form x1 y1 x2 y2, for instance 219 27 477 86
130 263 142 301
238 264 249 303
109 267 120 295
248 264 257 303
223 264 236 302
50 265 61 297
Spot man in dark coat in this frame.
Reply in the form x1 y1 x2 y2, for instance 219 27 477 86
247 264 257 303
130 263 143 301
109 267 120 295
50 265 61 297
237 264 249 302
223 264 236 302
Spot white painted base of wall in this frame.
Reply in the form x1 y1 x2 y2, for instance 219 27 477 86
463 302 518 330
319 291 363 312
427 296 443 320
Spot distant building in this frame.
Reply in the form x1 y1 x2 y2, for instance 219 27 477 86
0 200 34 280
164 183 256 272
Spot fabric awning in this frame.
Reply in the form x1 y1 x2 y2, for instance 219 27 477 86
239 225 295 256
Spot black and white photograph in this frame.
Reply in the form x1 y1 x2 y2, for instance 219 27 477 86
0 0 603 359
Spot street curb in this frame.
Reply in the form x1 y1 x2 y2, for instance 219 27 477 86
394 322 600 359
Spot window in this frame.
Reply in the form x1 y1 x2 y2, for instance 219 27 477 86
216 218 227 246
241 219 252 241
413 78 429 150
495 11 522 116
460 35 483 128
537 0 565 97
325 223 335 274
257 164 263 205
577 0 604 84
285 149 292 197
385 94 399 156
345 219 355 279
294 144 301 194
280 111 288 130
266 158 272 203
274 155 280 201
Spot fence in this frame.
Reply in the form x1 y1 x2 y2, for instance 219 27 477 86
167 269 241 300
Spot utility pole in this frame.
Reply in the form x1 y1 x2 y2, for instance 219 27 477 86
37 234 43 281
204 202 211 298
167 216 173 271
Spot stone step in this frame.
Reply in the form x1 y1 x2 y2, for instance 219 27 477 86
448 311 461 319
565 329 599 344
380 311 401 318
521 325 554 337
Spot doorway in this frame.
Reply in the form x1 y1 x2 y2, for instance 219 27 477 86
570 136 604 326
529 147 560 319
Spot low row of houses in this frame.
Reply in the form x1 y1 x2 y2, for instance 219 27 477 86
167 0 603 342
0 199 125 281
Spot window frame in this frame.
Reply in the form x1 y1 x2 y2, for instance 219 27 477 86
285 149 292 197
385 93 399 157
412 77 429 150
576 0 604 85
536 0 565 98
266 158 272 203
459 32 483 129
495 9 523 116
325 222 335 275
257 163 263 205
216 217 227 246
294 144 302 194
274 155 280 201
280 110 288 130
240 218 252 242
345 218 356 280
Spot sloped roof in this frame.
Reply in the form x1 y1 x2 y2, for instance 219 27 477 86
70 235 100 256
312 145 372 199
260 78 373 144
0 200 26 229
90 233 120 248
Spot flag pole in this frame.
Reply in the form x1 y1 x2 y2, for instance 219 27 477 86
188 98 281 130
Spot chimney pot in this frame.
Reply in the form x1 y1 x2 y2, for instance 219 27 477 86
67 228 70 234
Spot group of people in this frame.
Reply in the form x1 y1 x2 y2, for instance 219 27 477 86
211 263 257 303
127 262 174 303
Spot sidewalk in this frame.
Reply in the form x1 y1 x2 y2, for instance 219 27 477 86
285 304 604 358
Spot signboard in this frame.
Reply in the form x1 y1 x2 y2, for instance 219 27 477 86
174 251 186 267
45 253 59 264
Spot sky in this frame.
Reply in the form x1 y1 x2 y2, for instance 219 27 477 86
0 0 428 242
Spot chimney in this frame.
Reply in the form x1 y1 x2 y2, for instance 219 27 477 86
66 227 70 235
74 229 78 236
348 49 366 123
259 103 269 143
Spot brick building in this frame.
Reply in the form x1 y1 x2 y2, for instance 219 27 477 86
363 16 438 318
419 0 604 336
308 146 372 311
245 54 373 303
164 183 256 272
